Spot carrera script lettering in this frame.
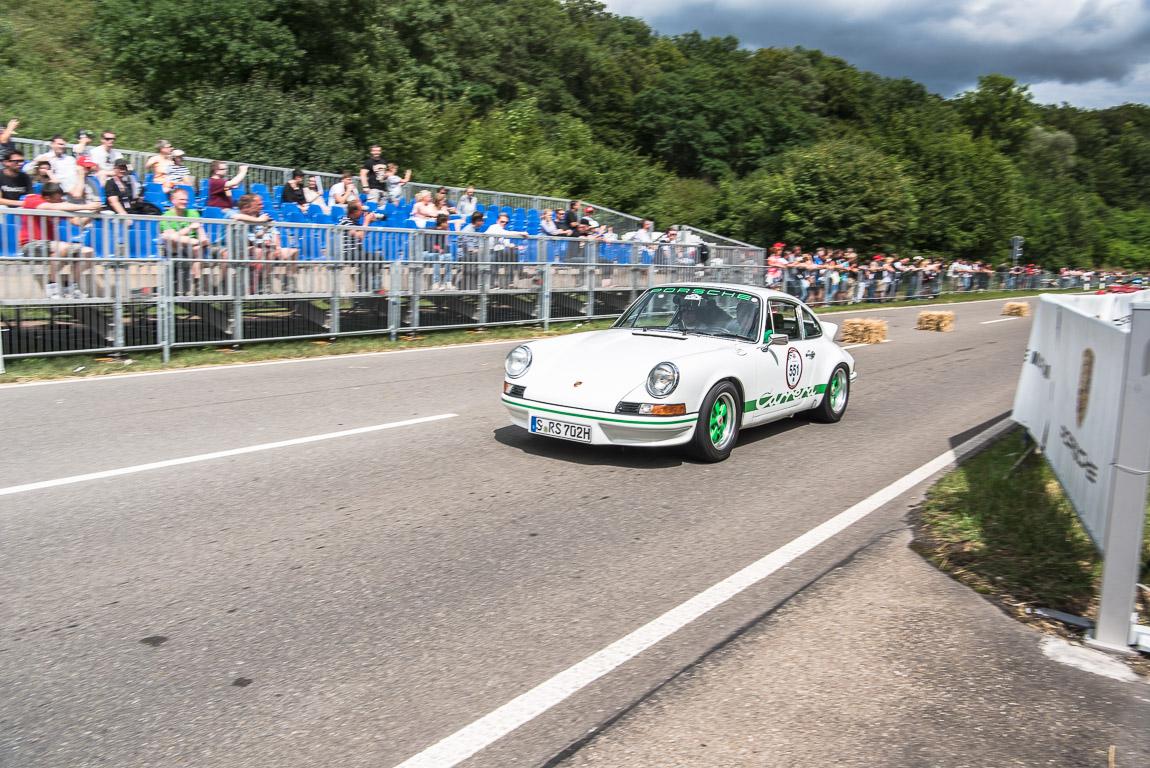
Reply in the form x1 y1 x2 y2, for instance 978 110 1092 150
1028 350 1051 380
1058 425 1099 483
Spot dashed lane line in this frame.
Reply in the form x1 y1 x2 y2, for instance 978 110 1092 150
0 414 457 498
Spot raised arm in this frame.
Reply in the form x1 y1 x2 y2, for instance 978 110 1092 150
0 117 18 145
225 165 249 190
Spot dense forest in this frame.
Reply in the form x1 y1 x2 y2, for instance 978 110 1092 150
2 0 1148 267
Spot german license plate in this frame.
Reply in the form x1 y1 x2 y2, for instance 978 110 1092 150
530 416 592 443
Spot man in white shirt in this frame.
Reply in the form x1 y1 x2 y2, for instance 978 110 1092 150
33 136 78 192
88 131 124 181
329 171 359 206
485 212 527 289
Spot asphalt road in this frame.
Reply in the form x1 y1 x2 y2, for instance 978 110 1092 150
1 298 1042 767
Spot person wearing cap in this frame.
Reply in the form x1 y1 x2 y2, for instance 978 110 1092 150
168 149 194 189
104 160 142 215
583 206 599 228
146 140 175 191
65 155 103 206
281 169 308 210
674 293 706 331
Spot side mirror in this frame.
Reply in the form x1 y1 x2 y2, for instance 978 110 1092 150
768 333 789 346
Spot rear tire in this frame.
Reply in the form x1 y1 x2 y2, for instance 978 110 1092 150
690 381 741 462
810 363 850 423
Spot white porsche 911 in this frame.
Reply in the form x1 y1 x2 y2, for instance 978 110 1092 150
501 283 857 461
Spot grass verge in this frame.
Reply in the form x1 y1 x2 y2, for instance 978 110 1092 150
0 287 1081 384
911 429 1150 670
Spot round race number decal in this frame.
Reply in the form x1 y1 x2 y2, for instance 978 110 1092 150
785 347 803 389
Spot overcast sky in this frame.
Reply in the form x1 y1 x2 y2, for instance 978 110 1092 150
603 0 1150 109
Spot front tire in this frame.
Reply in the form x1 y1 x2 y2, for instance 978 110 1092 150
810 363 850 423
690 381 741 462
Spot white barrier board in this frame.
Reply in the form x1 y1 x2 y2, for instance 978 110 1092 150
1012 290 1150 551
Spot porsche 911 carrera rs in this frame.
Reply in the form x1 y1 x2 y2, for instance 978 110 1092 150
501 283 857 461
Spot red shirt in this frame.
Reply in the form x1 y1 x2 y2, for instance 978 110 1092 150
18 195 58 246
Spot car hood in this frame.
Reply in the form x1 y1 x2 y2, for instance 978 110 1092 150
518 328 737 409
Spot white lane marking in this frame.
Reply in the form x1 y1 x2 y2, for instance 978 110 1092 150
391 416 1018 768
981 317 1018 325
0 414 457 497
1 340 524 389
841 340 891 350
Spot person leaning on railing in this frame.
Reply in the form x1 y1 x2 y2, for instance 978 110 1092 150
457 211 485 291
338 198 382 292
18 182 98 299
0 148 33 207
160 186 214 295
224 193 299 293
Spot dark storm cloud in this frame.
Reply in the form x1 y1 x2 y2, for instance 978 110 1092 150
615 0 1150 103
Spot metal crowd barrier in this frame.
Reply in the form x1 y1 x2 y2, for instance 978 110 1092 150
0 208 767 362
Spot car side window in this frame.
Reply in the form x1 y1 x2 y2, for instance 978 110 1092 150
801 307 822 339
768 300 801 338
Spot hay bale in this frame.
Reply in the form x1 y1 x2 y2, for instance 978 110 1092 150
916 310 955 332
1003 302 1029 317
841 318 888 344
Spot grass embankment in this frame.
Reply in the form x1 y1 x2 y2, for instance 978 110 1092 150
912 431 1150 658
0 287 1082 384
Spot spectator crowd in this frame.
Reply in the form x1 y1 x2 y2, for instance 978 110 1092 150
1 109 1147 301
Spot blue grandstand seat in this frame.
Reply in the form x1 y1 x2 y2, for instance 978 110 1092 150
475 203 485 213
1 216 22 258
250 183 270 198
513 207 526 219
33 183 42 195
526 222 540 236
233 184 246 197
272 185 283 202
330 205 346 221
145 173 154 184
125 219 161 258
143 182 169 210
201 206 226 219
198 179 210 201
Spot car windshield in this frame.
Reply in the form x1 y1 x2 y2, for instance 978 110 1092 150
613 286 762 341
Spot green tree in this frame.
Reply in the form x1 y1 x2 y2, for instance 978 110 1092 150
727 141 917 252
954 74 1038 154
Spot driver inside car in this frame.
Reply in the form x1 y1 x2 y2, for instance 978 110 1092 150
674 293 705 330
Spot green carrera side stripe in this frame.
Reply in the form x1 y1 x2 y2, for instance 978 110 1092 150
502 397 698 425
746 383 827 412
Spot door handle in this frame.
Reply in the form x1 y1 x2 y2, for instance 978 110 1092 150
806 350 816 359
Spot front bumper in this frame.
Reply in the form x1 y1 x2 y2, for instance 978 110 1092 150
501 394 698 447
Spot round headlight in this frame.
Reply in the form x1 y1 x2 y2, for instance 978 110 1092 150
505 345 533 378
646 362 679 398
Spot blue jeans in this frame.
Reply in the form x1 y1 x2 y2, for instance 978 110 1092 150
424 252 453 284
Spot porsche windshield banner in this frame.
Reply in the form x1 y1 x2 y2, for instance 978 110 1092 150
1012 291 1149 552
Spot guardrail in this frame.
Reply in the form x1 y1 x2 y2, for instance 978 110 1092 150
0 208 765 362
1 208 1085 366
